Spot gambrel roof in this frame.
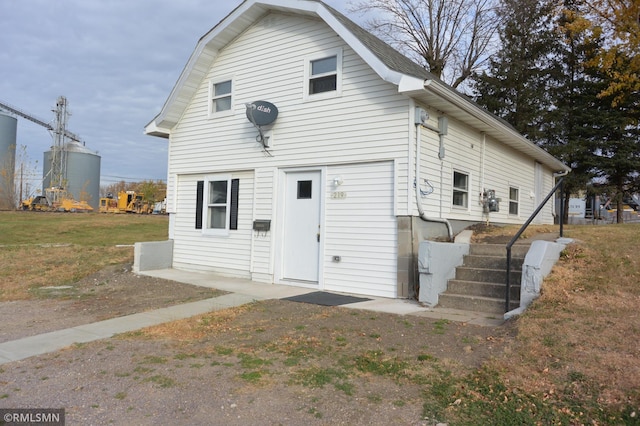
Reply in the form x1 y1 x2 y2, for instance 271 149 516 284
146 0 569 173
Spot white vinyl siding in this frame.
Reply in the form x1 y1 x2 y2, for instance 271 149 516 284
167 13 410 284
323 161 397 298
250 167 277 282
168 13 409 180
414 111 556 225
171 171 254 276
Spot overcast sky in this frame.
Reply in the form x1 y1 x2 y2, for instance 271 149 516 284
0 0 353 192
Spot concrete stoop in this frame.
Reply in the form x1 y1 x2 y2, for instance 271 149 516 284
437 243 529 315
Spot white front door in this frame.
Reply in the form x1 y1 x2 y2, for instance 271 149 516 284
282 171 321 283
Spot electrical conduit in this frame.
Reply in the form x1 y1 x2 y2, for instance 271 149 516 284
415 122 454 241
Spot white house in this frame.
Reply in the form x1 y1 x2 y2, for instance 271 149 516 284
144 0 569 300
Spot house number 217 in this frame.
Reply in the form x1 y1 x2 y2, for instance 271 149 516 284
331 191 347 199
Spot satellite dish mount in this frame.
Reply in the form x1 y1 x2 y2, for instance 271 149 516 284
245 100 278 150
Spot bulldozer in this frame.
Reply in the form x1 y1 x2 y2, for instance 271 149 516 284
99 191 153 214
21 187 93 212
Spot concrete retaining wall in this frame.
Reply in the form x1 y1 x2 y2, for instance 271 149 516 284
417 241 469 306
133 240 174 273
504 238 571 319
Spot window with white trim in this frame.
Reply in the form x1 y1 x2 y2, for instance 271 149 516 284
452 171 469 208
509 187 519 215
195 176 239 235
305 49 342 99
210 79 232 114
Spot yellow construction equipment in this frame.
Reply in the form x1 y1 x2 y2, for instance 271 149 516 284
21 187 93 212
99 191 153 214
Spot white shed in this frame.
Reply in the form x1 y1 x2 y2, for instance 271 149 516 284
145 0 569 299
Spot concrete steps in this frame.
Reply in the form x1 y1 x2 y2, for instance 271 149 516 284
438 243 529 315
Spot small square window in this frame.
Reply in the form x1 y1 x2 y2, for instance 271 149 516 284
509 187 519 215
309 56 337 94
453 171 469 208
211 80 232 113
297 180 312 199
305 50 341 98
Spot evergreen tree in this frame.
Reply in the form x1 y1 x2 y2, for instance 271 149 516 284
592 51 640 222
542 1 603 220
472 0 557 141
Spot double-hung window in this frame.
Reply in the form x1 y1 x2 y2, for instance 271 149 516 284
208 180 229 229
452 171 469 208
509 187 519 215
210 79 232 115
196 176 239 235
305 49 342 99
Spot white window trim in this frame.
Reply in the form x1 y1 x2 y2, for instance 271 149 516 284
303 48 343 101
208 78 234 119
202 174 232 236
509 186 520 216
452 169 470 210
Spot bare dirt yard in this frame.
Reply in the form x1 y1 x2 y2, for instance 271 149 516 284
0 264 224 343
0 263 514 426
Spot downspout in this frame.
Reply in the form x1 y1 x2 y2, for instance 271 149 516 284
415 112 454 241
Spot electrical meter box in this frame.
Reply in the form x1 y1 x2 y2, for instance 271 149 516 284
483 190 500 213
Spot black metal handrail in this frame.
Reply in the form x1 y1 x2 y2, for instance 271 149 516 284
505 178 565 312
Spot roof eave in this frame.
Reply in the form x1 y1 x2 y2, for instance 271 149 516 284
399 78 569 173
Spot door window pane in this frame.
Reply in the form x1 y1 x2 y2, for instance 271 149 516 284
297 180 312 199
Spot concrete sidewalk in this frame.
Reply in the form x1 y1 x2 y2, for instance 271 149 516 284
0 269 503 365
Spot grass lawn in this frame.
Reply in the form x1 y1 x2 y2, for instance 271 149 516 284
0 211 168 300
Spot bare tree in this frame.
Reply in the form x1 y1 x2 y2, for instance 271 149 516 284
350 0 499 88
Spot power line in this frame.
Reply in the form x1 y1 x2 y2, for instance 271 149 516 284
101 174 166 183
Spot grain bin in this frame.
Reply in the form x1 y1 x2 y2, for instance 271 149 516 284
0 113 17 209
43 141 101 210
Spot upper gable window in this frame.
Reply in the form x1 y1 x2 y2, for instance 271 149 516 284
305 49 342 99
210 79 232 116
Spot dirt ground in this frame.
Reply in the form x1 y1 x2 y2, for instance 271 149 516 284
0 264 515 425
0 264 224 343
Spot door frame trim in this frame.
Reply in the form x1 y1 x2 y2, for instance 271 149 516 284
274 167 326 288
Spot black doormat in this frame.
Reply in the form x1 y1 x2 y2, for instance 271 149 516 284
282 291 371 307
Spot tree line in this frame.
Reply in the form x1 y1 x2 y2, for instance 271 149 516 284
352 0 639 222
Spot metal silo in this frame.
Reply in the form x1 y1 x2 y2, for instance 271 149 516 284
43 141 101 210
0 113 17 210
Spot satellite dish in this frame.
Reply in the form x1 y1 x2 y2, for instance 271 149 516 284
246 101 278 127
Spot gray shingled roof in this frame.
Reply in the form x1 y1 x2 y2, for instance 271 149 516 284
321 2 436 81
